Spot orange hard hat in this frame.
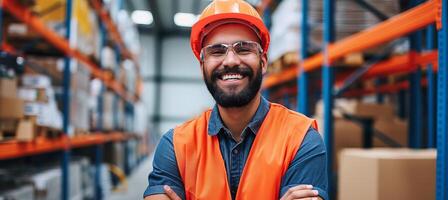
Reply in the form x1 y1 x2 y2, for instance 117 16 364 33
190 0 270 60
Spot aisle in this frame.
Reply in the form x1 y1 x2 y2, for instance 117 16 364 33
110 154 154 200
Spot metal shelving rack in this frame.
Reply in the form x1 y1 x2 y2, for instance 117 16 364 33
0 0 144 200
262 0 447 199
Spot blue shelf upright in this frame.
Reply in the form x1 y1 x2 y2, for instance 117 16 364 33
94 20 108 200
323 0 335 198
62 0 73 199
436 0 448 199
426 24 436 148
298 0 309 115
408 0 424 149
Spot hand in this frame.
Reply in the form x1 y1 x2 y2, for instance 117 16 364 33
280 185 320 200
163 185 182 200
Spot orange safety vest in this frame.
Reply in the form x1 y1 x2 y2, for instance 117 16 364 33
173 103 318 200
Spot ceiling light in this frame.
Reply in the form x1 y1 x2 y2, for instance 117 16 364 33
131 10 153 25
174 13 199 27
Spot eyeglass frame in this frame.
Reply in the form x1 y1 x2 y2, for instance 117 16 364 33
199 41 264 63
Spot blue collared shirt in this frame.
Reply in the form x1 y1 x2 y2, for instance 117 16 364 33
144 97 328 199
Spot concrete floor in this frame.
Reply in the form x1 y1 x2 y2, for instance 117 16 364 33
110 154 153 200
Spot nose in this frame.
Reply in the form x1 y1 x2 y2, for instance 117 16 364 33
221 48 241 67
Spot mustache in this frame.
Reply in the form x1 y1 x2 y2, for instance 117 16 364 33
211 66 253 80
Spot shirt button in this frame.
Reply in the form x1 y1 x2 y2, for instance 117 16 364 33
233 149 238 154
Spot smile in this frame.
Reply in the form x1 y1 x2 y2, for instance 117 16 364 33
220 73 244 81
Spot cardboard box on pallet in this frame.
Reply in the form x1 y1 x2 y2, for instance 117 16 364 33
0 97 24 119
25 56 64 81
16 120 36 141
315 100 395 120
374 118 408 147
315 116 363 170
338 148 436 200
0 78 17 98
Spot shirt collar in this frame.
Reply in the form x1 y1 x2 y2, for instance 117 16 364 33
207 96 270 136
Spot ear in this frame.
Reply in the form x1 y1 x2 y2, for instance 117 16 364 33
261 53 268 75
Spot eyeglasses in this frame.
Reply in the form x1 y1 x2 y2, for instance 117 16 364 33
200 41 263 63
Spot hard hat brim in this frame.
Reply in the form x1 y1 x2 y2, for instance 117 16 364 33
191 13 270 61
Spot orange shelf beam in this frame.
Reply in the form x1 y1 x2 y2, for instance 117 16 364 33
0 132 132 160
0 137 68 160
264 50 438 89
343 78 428 97
2 0 136 103
264 0 437 88
363 51 438 79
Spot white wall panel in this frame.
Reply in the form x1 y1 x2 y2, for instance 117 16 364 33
160 82 214 119
139 34 156 78
142 82 156 118
161 37 202 79
159 121 183 137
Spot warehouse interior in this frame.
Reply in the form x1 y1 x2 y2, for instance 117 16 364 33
0 0 447 199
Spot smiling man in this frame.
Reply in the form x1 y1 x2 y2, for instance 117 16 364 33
143 0 328 200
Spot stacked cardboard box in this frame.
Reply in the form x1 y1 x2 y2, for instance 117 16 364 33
25 56 64 82
5 0 100 59
314 99 408 170
70 63 91 134
339 148 436 200
19 75 63 132
0 77 30 141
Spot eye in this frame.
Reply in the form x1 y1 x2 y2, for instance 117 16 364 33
235 42 257 55
206 44 227 56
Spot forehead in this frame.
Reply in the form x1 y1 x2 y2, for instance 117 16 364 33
202 23 260 46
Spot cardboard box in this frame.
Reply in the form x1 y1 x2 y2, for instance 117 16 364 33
16 120 36 141
338 148 436 200
315 116 363 170
0 98 24 119
0 78 17 98
25 56 64 80
374 118 408 147
315 100 395 120
0 119 18 132
350 103 395 120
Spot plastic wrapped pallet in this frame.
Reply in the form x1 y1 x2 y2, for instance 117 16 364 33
103 92 115 131
0 185 35 200
268 0 305 63
116 10 141 57
30 161 83 200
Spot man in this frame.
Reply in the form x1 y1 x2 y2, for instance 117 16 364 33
144 0 328 199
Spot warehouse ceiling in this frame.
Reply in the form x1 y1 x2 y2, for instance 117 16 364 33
126 0 215 35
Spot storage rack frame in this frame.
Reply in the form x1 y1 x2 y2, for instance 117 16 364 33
0 0 145 200
262 0 447 199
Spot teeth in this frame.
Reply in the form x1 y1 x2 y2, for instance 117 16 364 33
222 74 243 81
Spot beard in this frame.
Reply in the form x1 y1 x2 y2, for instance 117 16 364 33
203 62 263 108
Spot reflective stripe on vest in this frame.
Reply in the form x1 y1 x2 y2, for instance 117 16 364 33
173 103 318 200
